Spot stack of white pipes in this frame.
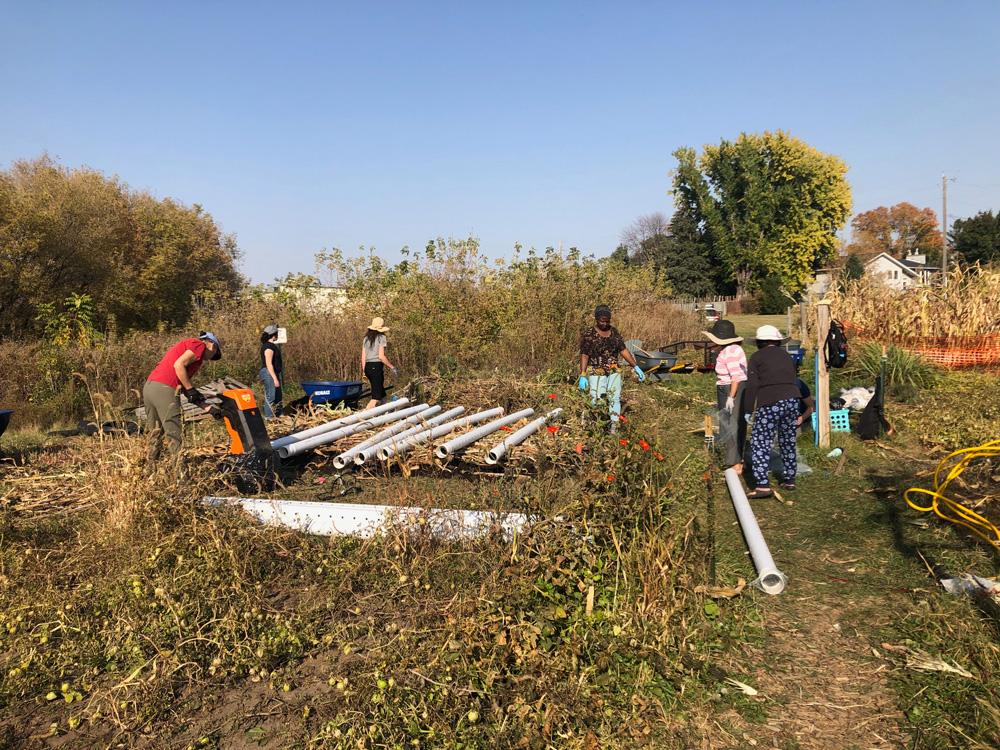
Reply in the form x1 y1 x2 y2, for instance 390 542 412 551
485 408 563 465
378 408 504 461
353 406 466 466
332 405 443 469
434 408 535 459
270 399 408 450
277 402 430 459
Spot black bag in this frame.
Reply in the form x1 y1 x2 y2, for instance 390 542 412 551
825 319 848 368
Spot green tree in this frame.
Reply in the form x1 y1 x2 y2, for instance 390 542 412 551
844 252 865 280
672 131 852 297
950 210 1000 267
0 156 243 335
656 206 719 298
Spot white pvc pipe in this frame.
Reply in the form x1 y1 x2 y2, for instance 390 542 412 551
435 408 535 459
277 402 429 458
354 406 466 465
332 405 442 469
378 408 504 461
270 398 408 449
485 408 563 465
723 468 787 595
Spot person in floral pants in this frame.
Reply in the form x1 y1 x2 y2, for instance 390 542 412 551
743 325 800 498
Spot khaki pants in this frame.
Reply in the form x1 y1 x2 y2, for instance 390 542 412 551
143 380 182 473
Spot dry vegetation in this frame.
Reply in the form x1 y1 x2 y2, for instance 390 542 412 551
830 265 1000 340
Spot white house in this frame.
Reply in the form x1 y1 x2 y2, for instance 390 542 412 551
863 252 936 290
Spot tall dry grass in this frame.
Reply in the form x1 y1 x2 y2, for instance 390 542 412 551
1 246 700 426
828 265 1000 340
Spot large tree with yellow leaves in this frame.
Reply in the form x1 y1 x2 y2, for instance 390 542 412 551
673 131 852 297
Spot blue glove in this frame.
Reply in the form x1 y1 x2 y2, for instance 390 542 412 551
633 364 646 382
578 375 589 391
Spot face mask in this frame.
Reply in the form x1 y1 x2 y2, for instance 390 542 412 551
596 319 611 331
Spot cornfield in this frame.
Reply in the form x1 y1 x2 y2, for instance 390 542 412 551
829 265 1000 339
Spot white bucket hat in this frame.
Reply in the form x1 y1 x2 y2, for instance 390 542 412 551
755 324 785 341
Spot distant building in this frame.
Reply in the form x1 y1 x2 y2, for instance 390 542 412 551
263 284 348 312
863 252 937 290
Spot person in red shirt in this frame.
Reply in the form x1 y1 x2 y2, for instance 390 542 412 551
143 331 222 476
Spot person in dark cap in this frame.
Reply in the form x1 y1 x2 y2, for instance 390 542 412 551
703 319 747 471
143 331 221 477
259 324 284 418
578 304 645 430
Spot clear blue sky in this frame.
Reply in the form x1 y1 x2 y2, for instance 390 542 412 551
2 1 998 282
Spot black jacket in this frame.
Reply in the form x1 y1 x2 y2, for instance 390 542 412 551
744 345 799 410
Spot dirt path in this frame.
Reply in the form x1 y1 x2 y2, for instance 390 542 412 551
709 476 912 749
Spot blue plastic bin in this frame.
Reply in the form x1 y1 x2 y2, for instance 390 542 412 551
301 381 363 405
812 408 851 433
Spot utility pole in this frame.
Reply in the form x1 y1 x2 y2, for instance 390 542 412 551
941 174 948 286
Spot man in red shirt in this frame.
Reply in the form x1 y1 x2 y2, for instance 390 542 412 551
143 331 222 476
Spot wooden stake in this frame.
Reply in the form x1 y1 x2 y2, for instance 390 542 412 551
816 300 832 449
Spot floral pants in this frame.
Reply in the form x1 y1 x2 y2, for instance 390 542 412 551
750 398 798 488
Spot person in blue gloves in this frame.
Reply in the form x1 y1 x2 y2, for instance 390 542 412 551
578 304 646 431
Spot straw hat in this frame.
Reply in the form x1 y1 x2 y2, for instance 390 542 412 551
368 316 390 333
702 319 743 346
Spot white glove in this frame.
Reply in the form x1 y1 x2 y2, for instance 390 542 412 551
725 395 735 412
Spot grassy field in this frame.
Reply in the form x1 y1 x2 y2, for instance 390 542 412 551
1 345 998 748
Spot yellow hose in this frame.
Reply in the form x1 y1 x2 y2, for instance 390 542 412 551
904 439 1000 551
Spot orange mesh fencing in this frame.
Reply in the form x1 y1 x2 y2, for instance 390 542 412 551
843 323 1000 369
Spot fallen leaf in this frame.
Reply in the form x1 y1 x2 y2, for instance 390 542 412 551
725 677 759 696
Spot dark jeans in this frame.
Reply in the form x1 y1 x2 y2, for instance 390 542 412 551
364 361 385 401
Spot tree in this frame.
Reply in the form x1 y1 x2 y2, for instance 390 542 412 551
672 131 852 297
615 208 722 297
844 252 865 280
846 202 942 263
950 210 1000 267
619 212 669 263
0 156 243 335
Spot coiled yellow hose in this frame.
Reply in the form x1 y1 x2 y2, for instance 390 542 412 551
904 439 1000 551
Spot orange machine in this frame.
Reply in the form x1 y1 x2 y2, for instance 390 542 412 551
217 388 278 490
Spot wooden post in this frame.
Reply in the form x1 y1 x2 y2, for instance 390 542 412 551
786 306 793 340
816 300 832 449
799 301 808 342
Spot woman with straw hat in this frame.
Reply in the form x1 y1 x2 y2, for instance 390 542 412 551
361 316 397 410
704 319 747 471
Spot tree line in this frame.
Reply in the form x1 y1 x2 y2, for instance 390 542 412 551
0 156 243 337
616 130 1000 300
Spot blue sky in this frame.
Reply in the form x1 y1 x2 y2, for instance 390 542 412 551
2 1 998 282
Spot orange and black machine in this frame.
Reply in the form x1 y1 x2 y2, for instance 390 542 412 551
215 388 280 491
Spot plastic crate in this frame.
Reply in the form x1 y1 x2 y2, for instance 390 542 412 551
812 408 851 433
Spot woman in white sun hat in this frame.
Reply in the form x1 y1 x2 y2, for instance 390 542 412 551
743 325 799 498
361 317 397 410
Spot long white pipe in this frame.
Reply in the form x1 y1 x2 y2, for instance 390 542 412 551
435 408 535 459
332 405 442 469
354 406 466 465
723 468 787 595
484 408 563 465
277 402 429 458
270 398 408 449
378 408 504 461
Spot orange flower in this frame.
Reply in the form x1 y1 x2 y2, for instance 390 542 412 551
606 474 616 482
574 442 584 454
652 451 665 461
548 393 558 399
619 439 628 446
499 425 512 431
618 415 627 423
546 425 559 433
639 439 650 451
